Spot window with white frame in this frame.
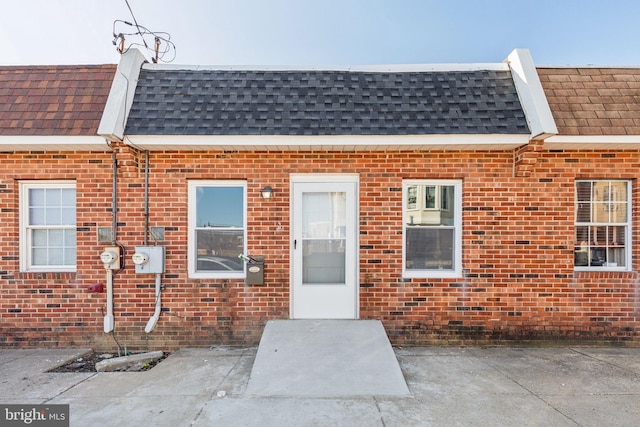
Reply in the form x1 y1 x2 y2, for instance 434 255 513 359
403 180 462 278
20 181 76 272
188 180 246 278
575 180 631 270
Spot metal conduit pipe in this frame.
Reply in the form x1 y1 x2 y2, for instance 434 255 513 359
103 151 119 333
143 150 149 246
140 150 163 334
104 149 122 334
144 273 162 333
112 151 118 245
104 269 115 333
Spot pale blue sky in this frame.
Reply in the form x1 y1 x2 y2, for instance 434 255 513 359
1 0 640 66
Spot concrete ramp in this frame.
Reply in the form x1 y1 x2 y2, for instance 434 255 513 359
246 320 410 397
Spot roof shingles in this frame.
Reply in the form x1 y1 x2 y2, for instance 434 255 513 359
537 68 640 135
0 65 116 136
125 69 529 136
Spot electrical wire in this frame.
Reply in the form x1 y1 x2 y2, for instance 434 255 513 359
111 330 124 357
124 0 148 49
101 306 124 356
112 2 177 63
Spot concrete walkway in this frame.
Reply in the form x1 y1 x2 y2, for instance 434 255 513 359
1 346 639 426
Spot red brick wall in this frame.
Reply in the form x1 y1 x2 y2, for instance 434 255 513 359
1 143 639 351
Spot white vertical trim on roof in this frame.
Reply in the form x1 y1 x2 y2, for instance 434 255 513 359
505 48 558 140
98 49 147 142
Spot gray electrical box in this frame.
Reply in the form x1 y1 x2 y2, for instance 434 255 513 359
132 246 165 274
246 255 264 285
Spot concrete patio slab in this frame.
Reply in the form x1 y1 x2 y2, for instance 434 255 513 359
245 320 410 397
194 397 384 427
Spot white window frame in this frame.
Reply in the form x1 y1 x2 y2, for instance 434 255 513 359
19 180 77 272
574 179 632 272
187 180 247 279
402 179 463 278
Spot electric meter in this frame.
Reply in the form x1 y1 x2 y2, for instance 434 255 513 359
100 247 121 270
100 251 116 264
100 249 119 267
133 246 165 274
132 252 149 265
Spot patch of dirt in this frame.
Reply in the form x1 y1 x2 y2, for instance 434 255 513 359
48 351 169 373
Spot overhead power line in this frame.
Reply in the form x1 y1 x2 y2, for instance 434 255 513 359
112 0 176 63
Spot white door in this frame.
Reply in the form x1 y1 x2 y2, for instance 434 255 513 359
291 177 358 319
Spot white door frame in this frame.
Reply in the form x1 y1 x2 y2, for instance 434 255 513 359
290 174 360 319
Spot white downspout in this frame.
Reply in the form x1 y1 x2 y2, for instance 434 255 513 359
144 273 162 333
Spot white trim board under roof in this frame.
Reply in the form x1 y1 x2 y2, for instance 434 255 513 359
124 134 530 151
544 135 640 150
0 136 111 152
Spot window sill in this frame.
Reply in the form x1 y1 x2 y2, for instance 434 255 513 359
403 270 462 279
188 272 246 280
574 267 630 273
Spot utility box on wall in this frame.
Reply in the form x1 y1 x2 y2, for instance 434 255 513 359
132 246 165 274
246 255 264 285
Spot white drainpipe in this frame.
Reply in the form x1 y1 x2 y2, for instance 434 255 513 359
144 273 162 333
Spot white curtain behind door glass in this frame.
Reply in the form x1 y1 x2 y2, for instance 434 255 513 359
302 192 346 284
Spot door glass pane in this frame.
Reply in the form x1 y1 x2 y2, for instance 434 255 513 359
303 239 345 284
302 191 346 284
302 192 346 238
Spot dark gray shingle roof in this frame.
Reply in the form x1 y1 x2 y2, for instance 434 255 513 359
125 68 529 136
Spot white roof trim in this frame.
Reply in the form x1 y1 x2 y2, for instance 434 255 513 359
537 64 640 69
97 49 147 142
546 135 640 143
142 63 510 73
505 49 558 140
124 134 530 151
544 135 640 150
0 136 111 152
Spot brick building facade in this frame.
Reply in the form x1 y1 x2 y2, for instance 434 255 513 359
1 50 639 351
